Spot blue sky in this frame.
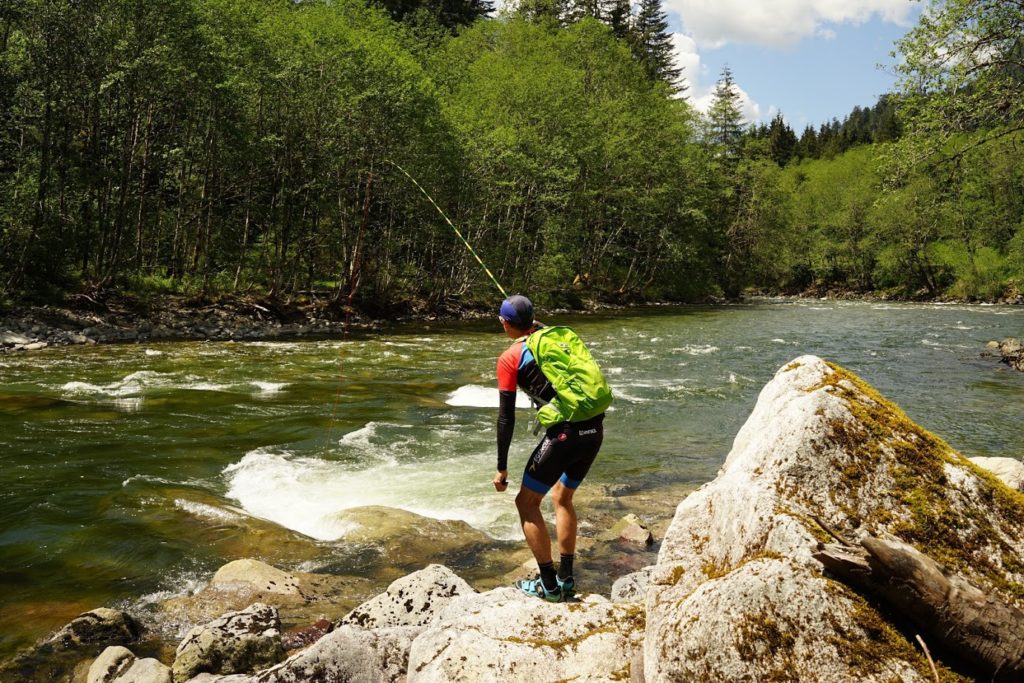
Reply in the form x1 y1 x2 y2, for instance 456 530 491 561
665 0 925 128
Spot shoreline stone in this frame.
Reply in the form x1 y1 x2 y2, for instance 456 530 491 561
171 603 284 682
88 646 171 683
970 456 1024 491
0 609 145 683
407 588 644 682
338 564 475 630
3 293 1020 355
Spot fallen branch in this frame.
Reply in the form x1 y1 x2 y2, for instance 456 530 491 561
814 535 1024 681
916 634 940 683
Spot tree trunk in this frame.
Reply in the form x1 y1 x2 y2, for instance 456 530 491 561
814 535 1024 681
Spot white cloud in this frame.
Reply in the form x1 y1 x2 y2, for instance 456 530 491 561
671 33 702 95
665 0 917 49
666 1 918 122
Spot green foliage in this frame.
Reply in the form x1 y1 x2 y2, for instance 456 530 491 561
1 0 1020 309
895 0 1024 154
432 17 708 300
930 243 1006 301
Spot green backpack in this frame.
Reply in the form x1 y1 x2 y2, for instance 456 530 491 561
525 326 613 428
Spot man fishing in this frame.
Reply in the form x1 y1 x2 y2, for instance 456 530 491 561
492 294 611 602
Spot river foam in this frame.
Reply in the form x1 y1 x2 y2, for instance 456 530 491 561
445 385 532 409
223 445 517 541
60 370 233 397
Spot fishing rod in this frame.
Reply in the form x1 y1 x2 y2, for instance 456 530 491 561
386 159 508 300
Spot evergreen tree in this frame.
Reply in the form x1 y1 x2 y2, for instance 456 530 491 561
604 0 630 40
628 0 681 91
767 113 797 167
797 125 819 159
818 118 842 158
872 95 902 142
706 66 744 156
562 0 601 24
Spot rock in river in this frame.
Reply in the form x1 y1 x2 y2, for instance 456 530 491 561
645 355 1024 681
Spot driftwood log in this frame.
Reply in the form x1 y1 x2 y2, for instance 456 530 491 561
814 535 1024 681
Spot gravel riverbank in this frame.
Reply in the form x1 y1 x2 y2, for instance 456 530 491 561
0 296 383 353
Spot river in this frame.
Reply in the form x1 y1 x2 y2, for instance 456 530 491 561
1 299 1022 656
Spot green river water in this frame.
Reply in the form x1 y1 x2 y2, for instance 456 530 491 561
1 300 1022 656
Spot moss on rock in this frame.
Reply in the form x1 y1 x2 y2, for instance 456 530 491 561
808 363 1024 605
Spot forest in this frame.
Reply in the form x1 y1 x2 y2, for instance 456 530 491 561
0 0 1021 312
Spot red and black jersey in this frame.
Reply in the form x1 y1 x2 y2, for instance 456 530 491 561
495 329 555 470
496 335 556 404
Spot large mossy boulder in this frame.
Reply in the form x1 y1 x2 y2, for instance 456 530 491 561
645 355 1024 681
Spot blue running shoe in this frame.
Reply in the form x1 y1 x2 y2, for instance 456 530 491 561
514 576 563 602
556 575 575 600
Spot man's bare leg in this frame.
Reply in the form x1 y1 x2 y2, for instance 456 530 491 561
550 481 577 557
515 487 553 564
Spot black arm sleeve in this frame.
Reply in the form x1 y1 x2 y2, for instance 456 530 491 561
496 390 517 471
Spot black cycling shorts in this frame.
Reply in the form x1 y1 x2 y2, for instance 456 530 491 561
521 414 604 495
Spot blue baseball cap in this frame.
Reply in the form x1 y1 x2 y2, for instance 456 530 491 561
499 295 534 328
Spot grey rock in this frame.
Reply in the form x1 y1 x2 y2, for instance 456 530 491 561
407 587 644 682
89 646 171 683
1000 337 1022 355
339 564 474 629
2 332 31 345
997 338 1024 371
0 609 142 683
969 456 1024 491
246 625 414 683
172 603 284 683
24 341 48 351
47 608 144 651
598 513 654 546
209 559 302 598
611 566 654 602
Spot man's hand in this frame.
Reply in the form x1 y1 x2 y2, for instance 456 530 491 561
493 470 508 492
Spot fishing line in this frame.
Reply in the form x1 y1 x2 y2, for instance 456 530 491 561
325 161 507 454
385 159 508 299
